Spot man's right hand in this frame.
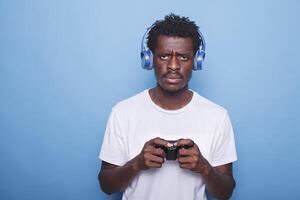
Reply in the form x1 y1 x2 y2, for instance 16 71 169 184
98 137 171 194
135 137 171 170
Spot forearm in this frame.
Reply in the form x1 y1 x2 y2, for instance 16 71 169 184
98 157 140 194
201 164 235 200
98 138 169 194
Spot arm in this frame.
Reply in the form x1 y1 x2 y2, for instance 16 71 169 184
98 138 169 194
202 163 235 200
176 139 235 200
98 158 140 194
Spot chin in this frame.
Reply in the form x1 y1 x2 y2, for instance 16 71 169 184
160 84 187 94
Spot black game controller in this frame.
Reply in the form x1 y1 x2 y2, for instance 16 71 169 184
156 140 192 160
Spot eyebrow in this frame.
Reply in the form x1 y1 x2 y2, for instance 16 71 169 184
155 51 193 56
176 52 193 56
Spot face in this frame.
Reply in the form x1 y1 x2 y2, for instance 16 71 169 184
153 35 194 93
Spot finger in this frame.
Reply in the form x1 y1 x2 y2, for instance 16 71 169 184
147 161 163 168
149 137 172 148
175 138 194 148
146 146 166 157
178 148 194 157
178 156 193 164
179 163 192 169
145 153 165 164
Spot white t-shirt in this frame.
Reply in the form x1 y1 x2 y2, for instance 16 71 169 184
99 89 237 200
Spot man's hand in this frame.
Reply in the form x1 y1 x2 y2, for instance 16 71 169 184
176 138 211 174
176 138 236 200
99 137 171 194
135 137 171 170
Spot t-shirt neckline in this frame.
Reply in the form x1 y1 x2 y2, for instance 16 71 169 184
144 88 195 114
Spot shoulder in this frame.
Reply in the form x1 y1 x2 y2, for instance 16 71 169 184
111 89 148 115
192 91 228 118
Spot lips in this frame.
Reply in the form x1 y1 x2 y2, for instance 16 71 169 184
163 73 182 84
163 73 182 79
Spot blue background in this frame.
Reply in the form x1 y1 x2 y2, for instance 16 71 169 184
1 0 299 199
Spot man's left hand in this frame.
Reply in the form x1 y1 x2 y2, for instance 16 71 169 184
176 139 211 175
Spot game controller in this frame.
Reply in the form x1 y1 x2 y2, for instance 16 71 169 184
156 140 193 160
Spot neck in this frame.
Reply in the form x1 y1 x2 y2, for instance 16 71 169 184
149 84 193 110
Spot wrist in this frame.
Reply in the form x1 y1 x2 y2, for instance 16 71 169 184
198 160 213 177
202 163 213 177
130 154 143 172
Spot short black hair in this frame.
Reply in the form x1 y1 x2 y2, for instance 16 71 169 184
147 13 201 55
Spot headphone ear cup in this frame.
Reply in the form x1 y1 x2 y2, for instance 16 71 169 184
141 50 153 70
193 50 205 70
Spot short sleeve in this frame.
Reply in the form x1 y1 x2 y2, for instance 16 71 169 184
99 108 128 166
210 111 237 167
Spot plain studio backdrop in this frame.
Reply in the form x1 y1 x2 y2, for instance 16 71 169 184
1 0 299 199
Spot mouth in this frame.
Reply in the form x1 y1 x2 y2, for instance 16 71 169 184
163 73 182 79
163 75 182 84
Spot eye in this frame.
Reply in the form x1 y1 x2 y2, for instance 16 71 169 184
179 55 189 61
160 55 169 60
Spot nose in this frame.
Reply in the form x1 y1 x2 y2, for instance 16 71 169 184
167 55 180 71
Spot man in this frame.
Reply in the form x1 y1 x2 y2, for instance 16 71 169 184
98 14 237 200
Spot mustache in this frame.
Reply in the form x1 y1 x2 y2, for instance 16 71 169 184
163 72 183 79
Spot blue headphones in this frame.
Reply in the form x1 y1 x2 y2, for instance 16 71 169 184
140 26 206 70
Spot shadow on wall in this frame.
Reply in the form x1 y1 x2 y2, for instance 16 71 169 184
206 189 215 200
102 192 122 200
